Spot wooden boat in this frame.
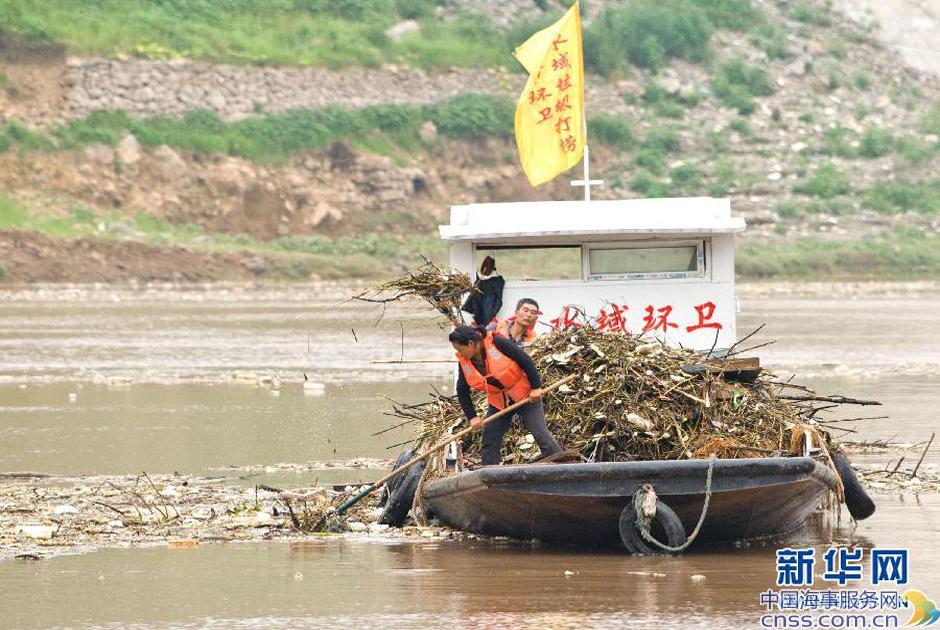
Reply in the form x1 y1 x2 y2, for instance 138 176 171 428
421 456 839 551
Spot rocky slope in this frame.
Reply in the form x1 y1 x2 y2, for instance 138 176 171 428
0 0 939 282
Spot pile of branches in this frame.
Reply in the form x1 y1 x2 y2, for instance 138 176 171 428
395 326 872 465
353 257 474 326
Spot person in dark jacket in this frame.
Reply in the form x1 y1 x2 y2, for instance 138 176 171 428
449 324 562 465
461 256 504 325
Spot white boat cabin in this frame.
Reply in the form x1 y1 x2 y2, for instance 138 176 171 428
439 197 746 350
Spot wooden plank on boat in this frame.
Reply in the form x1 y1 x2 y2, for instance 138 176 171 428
709 357 760 372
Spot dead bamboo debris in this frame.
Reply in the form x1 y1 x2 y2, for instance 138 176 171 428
854 435 940 493
352 258 474 326
393 326 884 471
0 473 467 560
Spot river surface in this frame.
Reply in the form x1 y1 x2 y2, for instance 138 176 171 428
1 282 939 628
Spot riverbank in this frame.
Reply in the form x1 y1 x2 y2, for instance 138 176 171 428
2 226 940 283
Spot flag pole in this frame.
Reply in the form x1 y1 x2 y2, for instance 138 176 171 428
581 113 590 202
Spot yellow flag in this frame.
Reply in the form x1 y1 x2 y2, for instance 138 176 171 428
513 1 584 187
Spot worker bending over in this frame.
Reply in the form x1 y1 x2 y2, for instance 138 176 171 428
449 325 562 465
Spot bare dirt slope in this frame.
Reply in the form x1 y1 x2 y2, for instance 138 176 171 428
0 229 291 283
835 0 940 78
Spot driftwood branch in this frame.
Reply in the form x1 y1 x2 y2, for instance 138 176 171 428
911 432 935 479
818 416 889 424
779 394 882 406
92 500 128 517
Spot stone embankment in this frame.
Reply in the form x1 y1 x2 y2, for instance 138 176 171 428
62 59 637 122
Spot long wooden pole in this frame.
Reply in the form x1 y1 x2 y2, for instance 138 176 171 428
371 359 456 364
334 373 578 516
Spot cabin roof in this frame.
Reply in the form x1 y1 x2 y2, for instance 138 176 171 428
439 198 745 242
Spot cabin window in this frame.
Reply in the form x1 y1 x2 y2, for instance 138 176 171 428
586 242 705 280
474 246 582 281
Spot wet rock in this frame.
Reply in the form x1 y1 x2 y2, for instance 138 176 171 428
226 511 274 529
15 553 43 561
17 524 58 539
347 521 368 532
747 211 780 225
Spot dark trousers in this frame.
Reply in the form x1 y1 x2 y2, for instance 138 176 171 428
481 400 562 465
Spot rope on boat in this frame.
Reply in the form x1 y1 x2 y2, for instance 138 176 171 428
632 454 716 553
790 423 845 504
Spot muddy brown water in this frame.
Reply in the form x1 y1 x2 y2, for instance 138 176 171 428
1 283 939 628
2 498 939 629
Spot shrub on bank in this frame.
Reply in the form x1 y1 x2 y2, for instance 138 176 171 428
589 115 633 151
864 180 940 215
12 93 651 162
819 126 856 159
736 231 940 279
42 94 512 161
584 0 713 74
858 128 893 159
793 164 851 199
712 58 773 115
428 93 513 139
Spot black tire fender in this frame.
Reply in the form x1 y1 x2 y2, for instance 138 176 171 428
379 459 424 527
381 450 415 507
831 449 876 520
618 498 687 554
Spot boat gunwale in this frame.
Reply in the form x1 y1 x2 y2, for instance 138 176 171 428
421 456 839 500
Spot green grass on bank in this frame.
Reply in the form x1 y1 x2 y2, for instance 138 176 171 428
736 229 940 279
3 196 938 281
0 94 514 162
0 0 513 69
0 94 638 163
1 0 766 74
0 195 448 279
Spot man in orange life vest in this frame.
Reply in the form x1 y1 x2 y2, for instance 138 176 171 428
449 324 562 465
488 298 540 345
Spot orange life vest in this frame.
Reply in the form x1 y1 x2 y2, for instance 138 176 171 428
493 318 536 344
456 333 532 410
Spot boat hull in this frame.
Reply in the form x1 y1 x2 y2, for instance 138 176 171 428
422 457 838 548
